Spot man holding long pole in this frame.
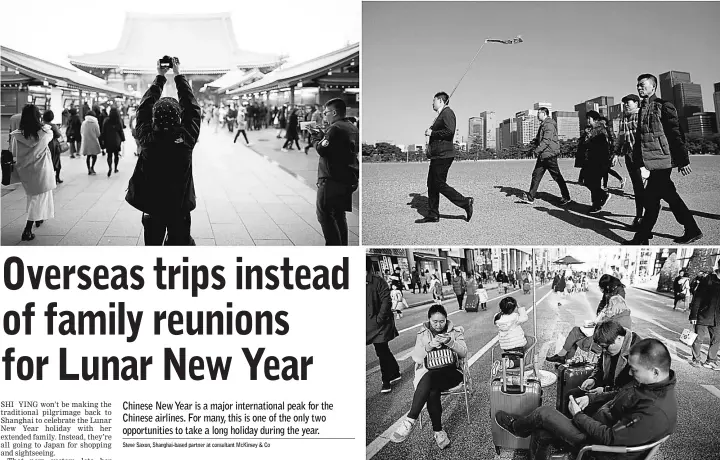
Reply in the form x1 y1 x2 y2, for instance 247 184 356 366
419 92 474 224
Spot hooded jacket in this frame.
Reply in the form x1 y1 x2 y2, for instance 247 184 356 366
9 126 56 196
589 328 640 390
79 115 102 156
494 306 528 350
411 319 467 388
574 371 677 460
125 74 201 216
532 117 560 160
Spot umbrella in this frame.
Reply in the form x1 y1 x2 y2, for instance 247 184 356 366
554 255 584 266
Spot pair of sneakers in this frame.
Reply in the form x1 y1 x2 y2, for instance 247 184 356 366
520 192 572 206
689 359 720 370
589 192 611 214
391 417 450 449
380 375 402 393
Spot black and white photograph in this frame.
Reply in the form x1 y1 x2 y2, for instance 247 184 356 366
362 2 720 246
1 0 359 246
366 246 720 459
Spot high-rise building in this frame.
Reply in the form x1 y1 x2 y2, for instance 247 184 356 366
496 127 502 151
516 109 541 146
500 117 518 149
575 96 614 128
659 70 691 103
468 117 484 149
608 103 623 134
673 82 704 117
479 111 497 150
552 111 580 140
534 102 552 112
687 113 717 135
714 83 720 127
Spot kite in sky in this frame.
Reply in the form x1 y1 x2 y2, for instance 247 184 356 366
485 35 524 45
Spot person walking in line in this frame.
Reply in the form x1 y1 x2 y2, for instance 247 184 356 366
42 110 63 184
673 270 690 312
367 265 402 393
520 107 572 206
614 94 645 229
688 259 720 370
411 267 421 294
79 110 102 175
102 107 125 177
233 109 251 145
282 108 301 151
419 91 474 224
579 110 612 213
10 104 56 241
599 116 624 190
624 73 703 245
452 269 466 310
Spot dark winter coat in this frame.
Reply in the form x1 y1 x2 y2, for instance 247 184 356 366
532 117 560 160
590 329 640 391
125 74 201 217
574 371 677 460
47 123 62 171
315 118 359 188
366 273 399 345
428 106 456 159
690 272 720 327
633 94 689 171
102 119 126 153
286 112 299 140
580 123 612 173
66 114 82 141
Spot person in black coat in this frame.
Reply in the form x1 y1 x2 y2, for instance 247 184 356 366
689 259 720 370
102 107 125 177
580 110 612 213
367 264 401 393
42 110 63 184
66 108 82 158
282 108 301 151
125 57 201 246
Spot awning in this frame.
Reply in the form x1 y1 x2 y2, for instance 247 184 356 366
414 253 445 261
366 249 406 257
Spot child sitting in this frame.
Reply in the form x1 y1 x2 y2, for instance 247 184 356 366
493 297 528 372
390 284 409 319
478 283 489 311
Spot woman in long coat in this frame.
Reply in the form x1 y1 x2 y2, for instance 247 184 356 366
10 104 56 241
79 110 102 174
102 107 125 177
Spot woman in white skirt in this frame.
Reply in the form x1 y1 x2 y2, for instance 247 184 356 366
10 104 56 241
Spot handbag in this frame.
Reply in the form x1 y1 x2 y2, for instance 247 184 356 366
679 328 698 346
424 347 457 370
58 138 70 153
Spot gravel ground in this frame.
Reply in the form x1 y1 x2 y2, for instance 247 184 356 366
361 157 720 245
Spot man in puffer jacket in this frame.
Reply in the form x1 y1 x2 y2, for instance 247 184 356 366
521 107 572 205
624 73 702 245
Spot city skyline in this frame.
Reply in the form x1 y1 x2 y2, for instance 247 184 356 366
363 2 720 145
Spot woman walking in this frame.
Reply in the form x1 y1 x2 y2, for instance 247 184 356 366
102 107 125 177
66 107 82 158
79 110 102 174
9 104 56 241
42 110 63 184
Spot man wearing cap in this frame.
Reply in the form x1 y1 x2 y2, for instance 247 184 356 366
126 57 202 245
614 94 645 229
624 73 702 245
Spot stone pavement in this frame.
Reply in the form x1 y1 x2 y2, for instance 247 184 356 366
1 126 359 246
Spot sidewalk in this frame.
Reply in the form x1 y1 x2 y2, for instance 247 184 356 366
240 127 359 211
631 278 674 299
400 281 526 308
1 126 358 246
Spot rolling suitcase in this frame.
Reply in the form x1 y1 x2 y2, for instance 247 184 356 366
490 351 542 454
465 293 479 312
556 362 595 417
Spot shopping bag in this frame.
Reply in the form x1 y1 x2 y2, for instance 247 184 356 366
679 328 698 346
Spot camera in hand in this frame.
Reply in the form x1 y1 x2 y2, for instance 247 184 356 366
159 55 174 68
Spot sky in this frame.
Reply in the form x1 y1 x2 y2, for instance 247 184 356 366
0 0 359 68
363 1 720 145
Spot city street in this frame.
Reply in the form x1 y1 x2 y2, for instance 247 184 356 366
366 281 720 459
1 125 358 246
361 157 720 245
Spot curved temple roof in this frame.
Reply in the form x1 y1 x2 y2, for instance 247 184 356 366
69 12 282 74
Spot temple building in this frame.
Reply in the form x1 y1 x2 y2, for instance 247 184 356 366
68 12 283 99
223 42 359 116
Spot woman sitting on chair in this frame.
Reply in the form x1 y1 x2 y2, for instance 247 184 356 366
391 303 467 450
547 274 631 363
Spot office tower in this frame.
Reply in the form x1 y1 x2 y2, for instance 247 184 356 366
468 117 484 149
659 70 691 103
516 110 541 145
575 96 614 128
673 82 704 117
552 111 580 140
714 83 720 128
479 111 497 150
687 113 717 135
500 117 518 149
534 102 552 112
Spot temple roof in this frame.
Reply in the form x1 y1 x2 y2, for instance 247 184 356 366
1 46 131 97
68 12 282 74
205 68 265 93
229 43 358 95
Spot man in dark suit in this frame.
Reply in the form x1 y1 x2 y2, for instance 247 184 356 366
419 92 474 224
